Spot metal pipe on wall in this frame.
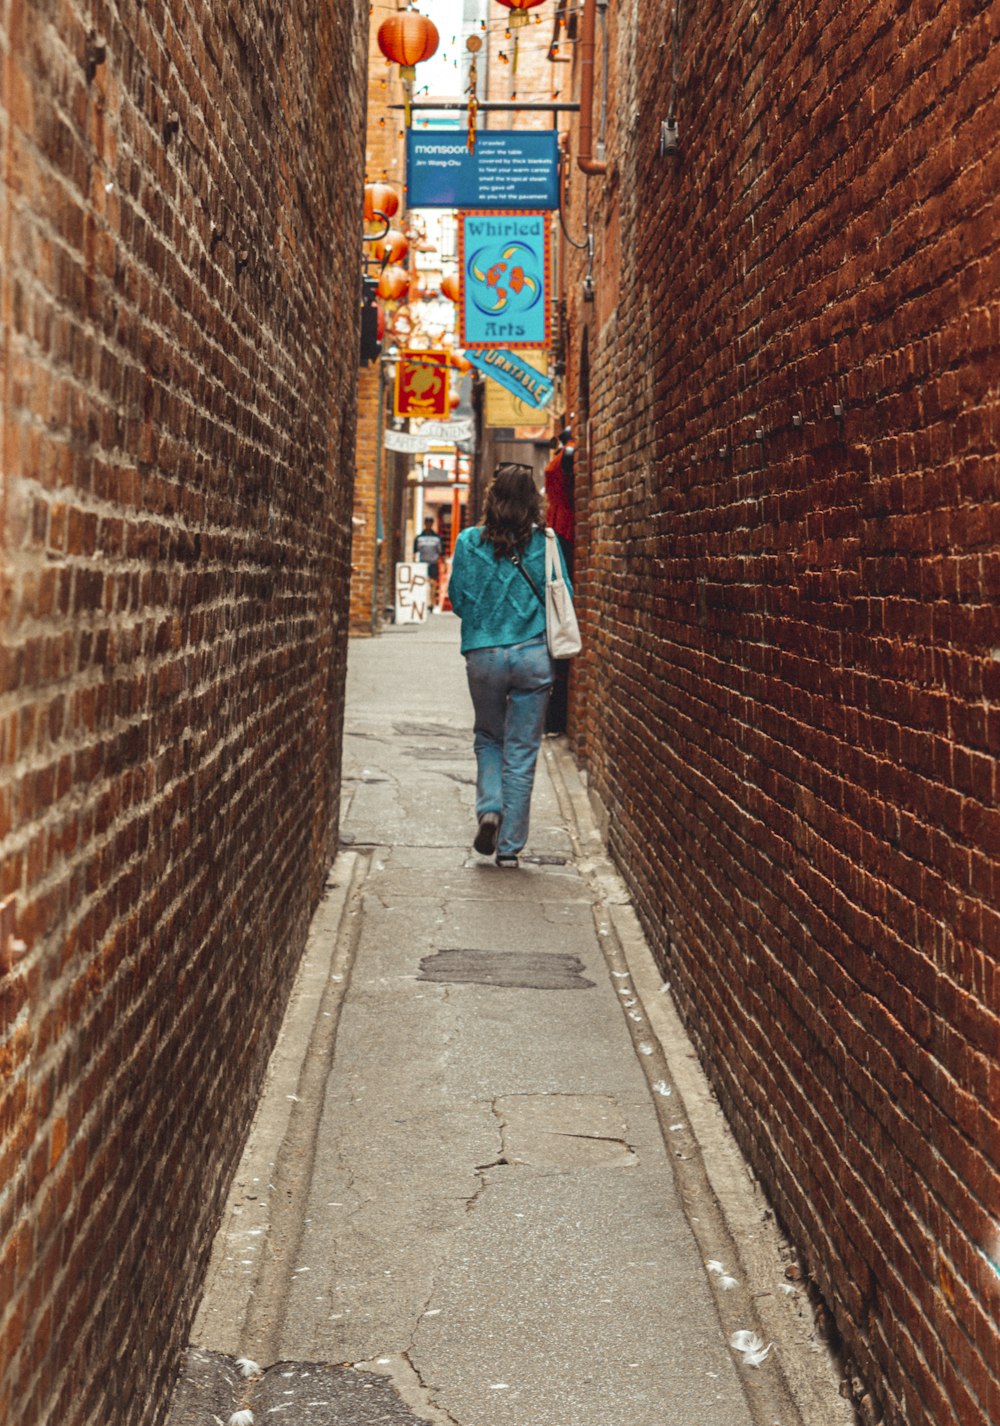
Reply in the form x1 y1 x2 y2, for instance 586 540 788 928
578 0 608 175
371 360 386 633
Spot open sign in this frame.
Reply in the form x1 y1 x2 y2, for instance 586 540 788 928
395 563 429 624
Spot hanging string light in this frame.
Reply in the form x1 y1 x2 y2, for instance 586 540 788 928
493 0 546 72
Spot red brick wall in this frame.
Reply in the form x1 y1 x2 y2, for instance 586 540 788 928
563 2 1000 1423
0 2 366 1423
351 363 387 629
350 7 407 630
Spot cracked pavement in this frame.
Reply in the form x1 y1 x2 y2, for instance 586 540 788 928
172 617 839 1426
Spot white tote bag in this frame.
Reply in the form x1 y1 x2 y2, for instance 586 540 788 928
544 529 582 658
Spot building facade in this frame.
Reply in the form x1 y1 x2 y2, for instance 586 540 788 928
559 3 999 1424
0 3 368 1423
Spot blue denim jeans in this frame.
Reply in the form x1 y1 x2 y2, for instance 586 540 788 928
465 635 554 857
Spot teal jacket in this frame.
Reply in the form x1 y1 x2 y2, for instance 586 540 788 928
448 526 573 654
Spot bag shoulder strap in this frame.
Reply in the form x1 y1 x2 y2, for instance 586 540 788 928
510 539 545 605
544 528 560 582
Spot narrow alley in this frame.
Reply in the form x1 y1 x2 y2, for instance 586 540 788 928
167 615 848 1426
1 2 996 1426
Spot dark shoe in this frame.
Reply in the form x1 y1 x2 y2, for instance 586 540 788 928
474 812 500 855
495 853 520 869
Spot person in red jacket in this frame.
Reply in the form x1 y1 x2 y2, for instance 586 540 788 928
543 428 575 733
544 428 575 551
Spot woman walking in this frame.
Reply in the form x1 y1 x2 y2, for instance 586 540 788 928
447 463 573 869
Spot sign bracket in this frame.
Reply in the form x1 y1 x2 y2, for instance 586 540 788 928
391 101 580 112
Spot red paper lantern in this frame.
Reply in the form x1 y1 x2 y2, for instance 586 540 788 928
449 390 461 411
364 182 400 222
440 274 460 302
378 265 410 302
494 0 545 28
377 11 440 82
374 228 409 264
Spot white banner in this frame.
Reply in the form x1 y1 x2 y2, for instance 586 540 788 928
384 430 430 453
384 423 475 453
416 418 474 441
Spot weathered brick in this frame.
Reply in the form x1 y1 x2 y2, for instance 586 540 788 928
0 2 367 1424
561 2 1000 1424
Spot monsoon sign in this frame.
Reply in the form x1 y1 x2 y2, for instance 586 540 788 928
458 211 550 349
406 131 560 209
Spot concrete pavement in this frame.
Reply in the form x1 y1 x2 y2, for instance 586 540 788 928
169 615 853 1426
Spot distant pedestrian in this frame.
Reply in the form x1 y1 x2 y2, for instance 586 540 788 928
448 463 572 869
543 427 575 733
414 516 444 609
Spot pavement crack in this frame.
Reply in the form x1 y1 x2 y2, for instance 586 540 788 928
401 1351 463 1426
462 1101 506 1213
411 1286 441 1346
354 1351 463 1426
552 1131 633 1147
466 1163 494 1213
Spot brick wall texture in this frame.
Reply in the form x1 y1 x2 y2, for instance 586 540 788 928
563 2 999 1424
350 363 386 629
350 9 406 632
0 2 366 1424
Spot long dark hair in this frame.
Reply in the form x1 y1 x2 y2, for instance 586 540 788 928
481 463 541 560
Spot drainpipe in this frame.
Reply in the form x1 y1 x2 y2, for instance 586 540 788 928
577 0 608 176
371 359 385 634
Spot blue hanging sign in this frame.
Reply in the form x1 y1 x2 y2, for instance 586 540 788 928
465 349 554 409
458 210 550 349
406 130 560 210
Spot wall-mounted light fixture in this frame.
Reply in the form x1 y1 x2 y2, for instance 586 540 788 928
660 119 679 155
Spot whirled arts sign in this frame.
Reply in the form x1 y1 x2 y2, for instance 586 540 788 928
394 351 449 419
458 211 550 350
